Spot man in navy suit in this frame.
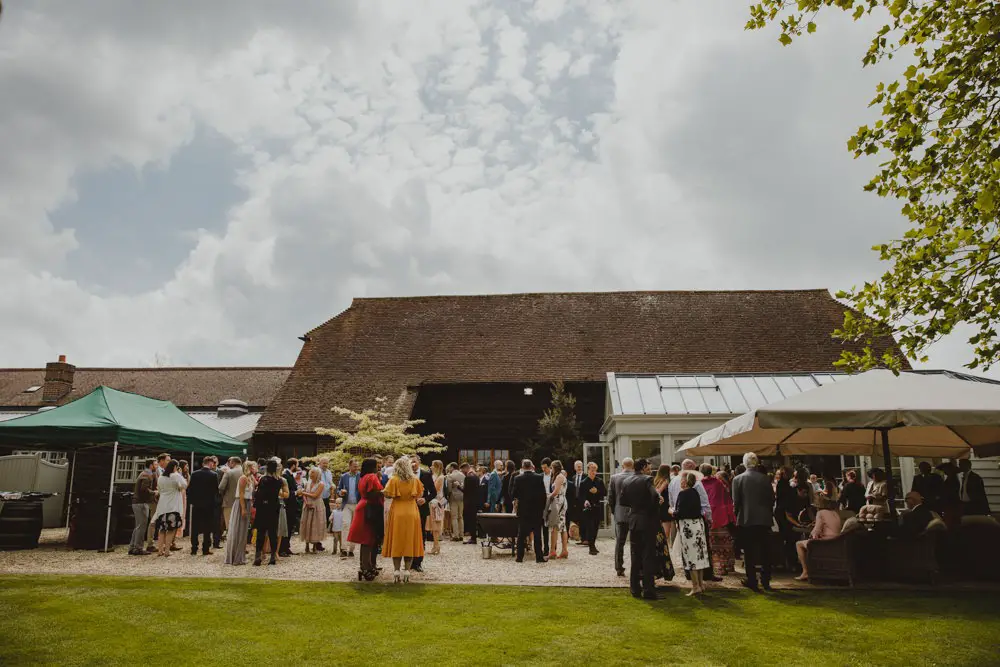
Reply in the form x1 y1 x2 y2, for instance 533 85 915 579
410 454 435 573
188 456 220 555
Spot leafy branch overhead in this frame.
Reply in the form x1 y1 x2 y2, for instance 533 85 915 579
314 397 445 471
748 0 1000 370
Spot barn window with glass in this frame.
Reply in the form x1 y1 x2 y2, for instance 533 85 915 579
114 456 147 484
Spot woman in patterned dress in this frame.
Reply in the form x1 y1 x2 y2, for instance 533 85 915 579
673 472 710 596
546 460 569 559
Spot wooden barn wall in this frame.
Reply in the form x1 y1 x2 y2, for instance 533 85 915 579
410 381 606 461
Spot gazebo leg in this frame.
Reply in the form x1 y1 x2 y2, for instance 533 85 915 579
103 441 118 553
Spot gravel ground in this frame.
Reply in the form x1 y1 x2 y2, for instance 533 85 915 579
0 528 717 588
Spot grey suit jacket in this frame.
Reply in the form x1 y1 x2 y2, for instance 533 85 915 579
732 469 774 528
219 466 243 507
608 470 635 523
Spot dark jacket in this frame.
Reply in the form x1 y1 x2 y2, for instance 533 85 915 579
619 473 659 532
608 470 634 524
578 475 606 512
839 481 867 513
511 470 547 523
732 469 774 527
464 472 481 517
188 467 220 511
911 473 943 510
961 470 990 515
674 487 703 521
418 469 435 517
897 503 934 538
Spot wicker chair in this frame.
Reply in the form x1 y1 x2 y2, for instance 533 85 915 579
885 520 947 584
805 530 862 586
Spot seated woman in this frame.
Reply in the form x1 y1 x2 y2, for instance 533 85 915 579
794 497 843 581
858 468 889 520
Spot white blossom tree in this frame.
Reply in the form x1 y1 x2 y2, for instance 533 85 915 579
313 397 445 472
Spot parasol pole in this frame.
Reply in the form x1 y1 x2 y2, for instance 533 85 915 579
880 428 898 518
65 450 77 528
103 441 118 552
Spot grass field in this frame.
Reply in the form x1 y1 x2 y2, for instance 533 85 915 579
0 575 998 666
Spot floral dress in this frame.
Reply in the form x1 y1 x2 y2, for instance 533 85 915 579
545 474 567 533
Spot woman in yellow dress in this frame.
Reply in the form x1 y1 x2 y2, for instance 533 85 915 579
382 456 425 583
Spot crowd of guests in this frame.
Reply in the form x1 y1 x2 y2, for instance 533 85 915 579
126 449 991 597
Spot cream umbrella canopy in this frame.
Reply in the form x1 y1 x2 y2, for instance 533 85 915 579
677 369 1000 515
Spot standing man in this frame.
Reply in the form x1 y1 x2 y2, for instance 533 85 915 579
910 461 943 513
411 455 435 572
462 462 480 544
336 458 361 558
447 462 466 541
958 459 990 516
731 452 774 592
128 459 156 556
188 456 219 555
608 457 635 576
568 460 585 543
487 460 504 512
318 457 334 552
619 458 660 599
219 457 243 533
282 458 301 537
211 457 224 549
511 460 548 563
579 462 607 555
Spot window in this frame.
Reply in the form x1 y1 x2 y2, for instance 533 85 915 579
458 450 509 466
13 450 68 464
114 456 147 484
631 440 662 468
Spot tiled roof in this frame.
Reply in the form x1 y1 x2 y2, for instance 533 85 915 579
258 289 907 434
0 367 292 409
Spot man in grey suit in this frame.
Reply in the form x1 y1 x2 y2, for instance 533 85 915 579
731 452 774 592
218 457 244 534
608 457 635 577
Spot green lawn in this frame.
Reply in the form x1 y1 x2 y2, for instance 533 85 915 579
0 576 997 666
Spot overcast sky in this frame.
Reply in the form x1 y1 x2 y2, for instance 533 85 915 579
0 1 991 376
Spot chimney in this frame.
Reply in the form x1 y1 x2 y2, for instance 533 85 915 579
42 355 75 403
217 399 248 419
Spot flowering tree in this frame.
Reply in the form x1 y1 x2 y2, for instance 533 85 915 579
313 397 445 472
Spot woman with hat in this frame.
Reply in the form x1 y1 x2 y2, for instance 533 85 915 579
793 496 843 582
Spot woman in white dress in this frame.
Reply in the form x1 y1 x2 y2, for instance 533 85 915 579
546 460 569 559
224 461 256 565
153 460 188 557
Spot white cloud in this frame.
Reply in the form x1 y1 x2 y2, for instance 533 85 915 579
0 0 994 378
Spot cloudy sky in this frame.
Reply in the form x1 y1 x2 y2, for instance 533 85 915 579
0 1 989 375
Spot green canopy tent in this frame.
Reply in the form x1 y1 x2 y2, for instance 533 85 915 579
0 386 247 550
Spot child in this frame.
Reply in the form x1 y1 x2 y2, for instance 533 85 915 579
329 498 343 555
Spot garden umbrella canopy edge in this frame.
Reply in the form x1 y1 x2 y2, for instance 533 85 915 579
678 370 1000 459
0 385 246 456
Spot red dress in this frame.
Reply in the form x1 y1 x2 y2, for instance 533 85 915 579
347 473 384 546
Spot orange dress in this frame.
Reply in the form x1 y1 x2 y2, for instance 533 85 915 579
382 476 425 559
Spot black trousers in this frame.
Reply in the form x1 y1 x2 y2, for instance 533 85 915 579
255 509 279 559
412 504 429 567
582 508 600 545
615 521 629 573
740 525 772 587
212 503 222 547
542 519 550 554
190 508 215 553
517 519 544 562
629 525 656 596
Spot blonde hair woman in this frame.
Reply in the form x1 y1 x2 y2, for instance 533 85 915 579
427 460 446 554
224 461 256 565
383 456 425 583
298 467 327 553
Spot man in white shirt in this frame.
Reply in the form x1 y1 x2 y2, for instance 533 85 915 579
317 457 334 552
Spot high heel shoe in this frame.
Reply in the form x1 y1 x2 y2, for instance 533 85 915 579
431 545 441 555
548 551 557 559
392 570 401 584
558 551 568 559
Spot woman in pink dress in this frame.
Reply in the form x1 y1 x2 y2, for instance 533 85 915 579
700 465 737 576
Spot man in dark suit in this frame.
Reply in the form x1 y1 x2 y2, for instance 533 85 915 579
911 461 943 512
188 456 220 555
958 459 991 516
511 459 548 563
608 458 635 576
897 491 934 538
211 456 224 549
568 460 585 542
280 459 300 556
411 455 435 572
578 462 607 555
619 458 660 599
462 463 480 544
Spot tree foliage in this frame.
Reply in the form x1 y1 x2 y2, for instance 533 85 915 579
748 0 1000 370
314 397 445 472
533 381 584 463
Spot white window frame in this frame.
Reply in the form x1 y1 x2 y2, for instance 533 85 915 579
13 450 68 464
114 455 147 484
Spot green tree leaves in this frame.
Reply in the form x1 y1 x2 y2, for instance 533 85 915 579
749 0 1000 371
